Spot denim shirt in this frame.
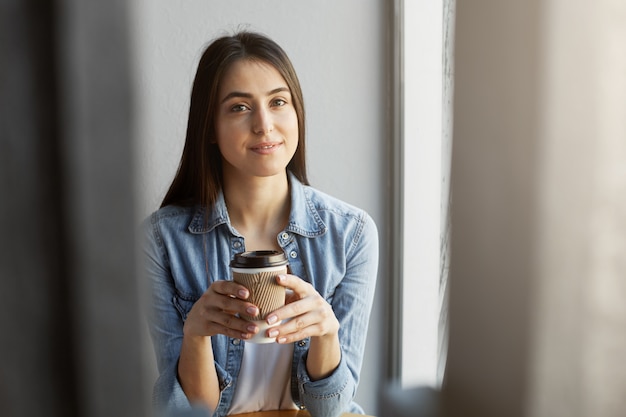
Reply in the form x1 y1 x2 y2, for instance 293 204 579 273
142 173 379 417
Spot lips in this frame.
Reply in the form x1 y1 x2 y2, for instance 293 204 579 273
250 142 282 154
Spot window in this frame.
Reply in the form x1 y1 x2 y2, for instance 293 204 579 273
390 0 454 388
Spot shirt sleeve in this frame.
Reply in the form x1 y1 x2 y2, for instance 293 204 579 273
297 212 379 417
141 214 231 414
141 214 192 412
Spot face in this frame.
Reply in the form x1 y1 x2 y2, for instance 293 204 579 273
215 59 299 181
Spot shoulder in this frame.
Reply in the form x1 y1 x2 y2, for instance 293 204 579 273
141 205 198 238
304 185 365 219
302 185 378 239
289 174 375 230
147 204 195 224
298 185 379 279
154 203 196 217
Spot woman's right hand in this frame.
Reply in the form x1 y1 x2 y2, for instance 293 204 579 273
179 281 255 410
183 281 260 340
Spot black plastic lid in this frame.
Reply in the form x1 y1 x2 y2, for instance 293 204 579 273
230 250 288 268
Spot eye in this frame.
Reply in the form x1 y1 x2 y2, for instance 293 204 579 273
230 104 249 112
271 98 287 107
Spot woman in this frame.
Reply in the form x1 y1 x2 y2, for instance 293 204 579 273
143 31 378 417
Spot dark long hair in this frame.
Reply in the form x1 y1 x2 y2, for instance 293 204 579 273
160 31 308 209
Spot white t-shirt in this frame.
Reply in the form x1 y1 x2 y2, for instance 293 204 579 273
228 342 298 414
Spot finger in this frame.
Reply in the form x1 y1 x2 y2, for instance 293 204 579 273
267 314 322 344
196 305 260 339
274 274 311 295
210 280 251 300
266 296 307 326
271 301 326 334
268 299 339 342
191 287 261 338
266 283 321 325
214 312 259 338
202 290 259 318
209 322 258 340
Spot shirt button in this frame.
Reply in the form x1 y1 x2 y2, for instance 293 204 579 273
232 339 241 345
298 340 307 347
281 232 289 240
299 405 306 410
233 241 242 249
289 251 297 259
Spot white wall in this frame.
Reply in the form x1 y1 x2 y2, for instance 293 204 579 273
130 1 388 414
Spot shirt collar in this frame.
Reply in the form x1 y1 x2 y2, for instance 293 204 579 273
187 172 327 237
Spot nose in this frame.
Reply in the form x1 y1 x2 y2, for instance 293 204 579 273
252 106 274 135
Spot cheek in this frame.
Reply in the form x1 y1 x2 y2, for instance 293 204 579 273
283 111 299 138
215 117 244 145
214 116 226 143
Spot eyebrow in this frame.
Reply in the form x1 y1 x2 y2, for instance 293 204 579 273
220 87 290 104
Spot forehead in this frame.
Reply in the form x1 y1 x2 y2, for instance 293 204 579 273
219 59 288 95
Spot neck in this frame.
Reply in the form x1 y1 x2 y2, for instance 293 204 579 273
223 172 291 238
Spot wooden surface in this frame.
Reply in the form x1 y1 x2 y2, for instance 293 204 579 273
229 410 372 417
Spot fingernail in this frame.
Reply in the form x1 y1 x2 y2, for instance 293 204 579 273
238 289 248 299
277 274 286 282
267 315 278 325
268 329 279 338
277 337 287 344
246 306 258 316
247 324 257 333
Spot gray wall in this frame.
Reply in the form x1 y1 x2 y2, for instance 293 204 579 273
444 1 626 417
131 1 389 414
445 1 541 414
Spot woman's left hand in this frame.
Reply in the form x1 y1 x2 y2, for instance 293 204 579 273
264 274 339 344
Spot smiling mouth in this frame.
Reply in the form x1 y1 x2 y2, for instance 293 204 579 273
251 142 281 151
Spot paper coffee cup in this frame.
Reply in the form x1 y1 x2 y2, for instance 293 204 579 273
230 250 288 321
